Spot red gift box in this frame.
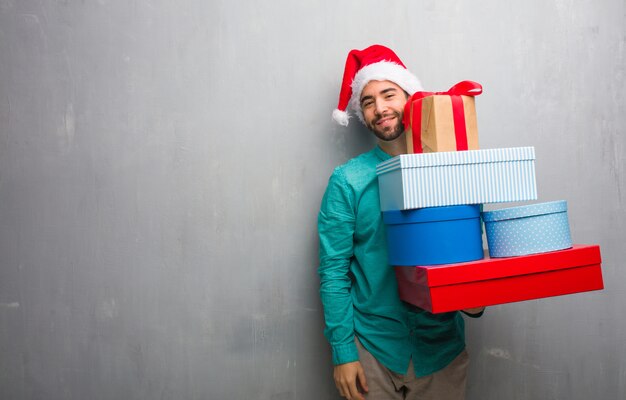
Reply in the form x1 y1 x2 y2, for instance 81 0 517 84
395 244 603 313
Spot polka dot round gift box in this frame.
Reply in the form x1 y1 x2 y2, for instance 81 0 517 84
482 200 573 258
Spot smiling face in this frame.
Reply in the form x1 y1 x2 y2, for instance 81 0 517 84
359 80 408 142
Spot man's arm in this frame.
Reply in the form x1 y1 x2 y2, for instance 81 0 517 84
318 169 358 364
318 169 368 399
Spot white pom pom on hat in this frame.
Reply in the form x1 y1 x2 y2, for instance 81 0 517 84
332 109 350 126
332 44 423 126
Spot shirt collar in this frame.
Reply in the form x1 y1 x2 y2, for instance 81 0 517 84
373 145 393 162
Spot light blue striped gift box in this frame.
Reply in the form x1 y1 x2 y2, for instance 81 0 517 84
376 147 537 211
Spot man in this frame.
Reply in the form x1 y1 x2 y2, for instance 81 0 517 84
318 45 484 400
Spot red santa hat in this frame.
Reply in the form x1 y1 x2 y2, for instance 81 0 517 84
332 44 423 126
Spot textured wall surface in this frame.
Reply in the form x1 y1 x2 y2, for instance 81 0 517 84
0 1 624 399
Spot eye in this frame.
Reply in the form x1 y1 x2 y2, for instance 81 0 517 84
362 100 373 108
385 93 395 99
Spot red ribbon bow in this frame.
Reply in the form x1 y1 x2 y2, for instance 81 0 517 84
403 81 483 153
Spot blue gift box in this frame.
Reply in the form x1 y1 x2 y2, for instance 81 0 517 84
482 200 573 258
376 147 537 211
383 205 484 266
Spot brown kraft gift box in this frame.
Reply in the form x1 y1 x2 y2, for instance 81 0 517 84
403 81 482 154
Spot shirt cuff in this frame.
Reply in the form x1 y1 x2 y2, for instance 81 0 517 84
332 341 359 365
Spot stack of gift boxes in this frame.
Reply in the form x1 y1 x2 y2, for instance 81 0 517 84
376 81 604 314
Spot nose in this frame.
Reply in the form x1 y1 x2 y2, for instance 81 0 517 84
374 98 387 116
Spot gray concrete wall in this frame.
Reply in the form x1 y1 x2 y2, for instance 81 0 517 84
0 1 624 399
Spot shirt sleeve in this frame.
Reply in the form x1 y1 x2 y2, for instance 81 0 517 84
317 168 359 365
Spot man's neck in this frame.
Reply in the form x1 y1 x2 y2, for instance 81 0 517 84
378 132 407 157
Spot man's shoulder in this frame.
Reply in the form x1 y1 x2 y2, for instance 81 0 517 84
331 148 380 181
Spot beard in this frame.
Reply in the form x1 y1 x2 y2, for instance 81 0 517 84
366 110 405 142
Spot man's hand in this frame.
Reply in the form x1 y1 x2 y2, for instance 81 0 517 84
333 361 369 400
462 306 485 315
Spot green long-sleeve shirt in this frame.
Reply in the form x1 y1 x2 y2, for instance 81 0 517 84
318 146 466 377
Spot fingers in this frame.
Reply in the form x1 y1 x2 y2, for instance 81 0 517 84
334 362 367 400
335 384 345 398
348 379 365 400
336 378 362 400
357 364 369 394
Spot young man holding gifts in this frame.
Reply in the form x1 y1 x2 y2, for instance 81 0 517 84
318 45 484 400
